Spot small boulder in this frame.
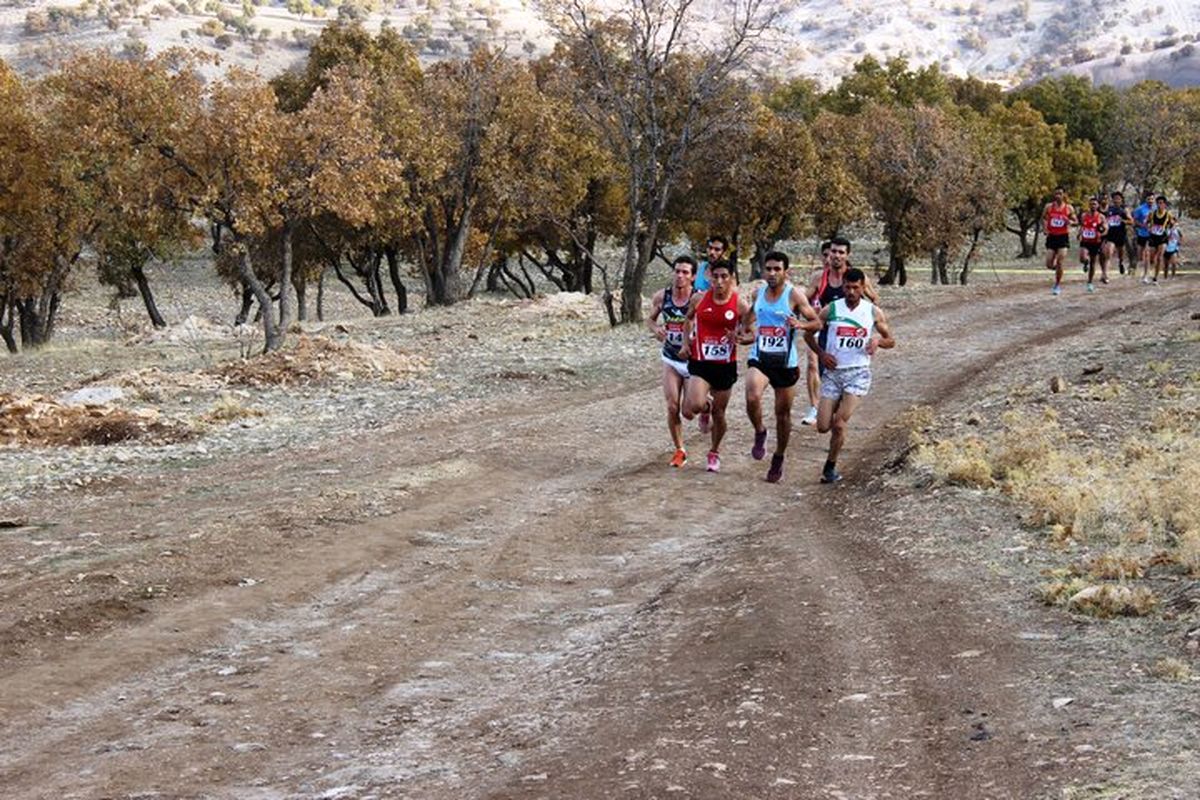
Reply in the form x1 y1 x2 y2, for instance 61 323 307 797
60 386 125 406
1049 376 1068 394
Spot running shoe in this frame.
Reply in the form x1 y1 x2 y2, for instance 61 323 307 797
751 429 767 460
698 411 711 434
766 453 784 483
1051 285 1061 296
1142 277 1150 285
670 449 687 468
820 465 842 484
1119 263 1126 275
706 451 721 473
1086 283 1095 293
801 406 818 426
1100 277 1109 284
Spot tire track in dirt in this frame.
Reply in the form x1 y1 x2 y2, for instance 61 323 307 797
0 279 1192 799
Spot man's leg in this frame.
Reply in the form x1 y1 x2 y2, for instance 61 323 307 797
1101 242 1112 279
745 367 769 459
1087 250 1097 285
662 364 686 454
1152 246 1163 281
1053 249 1064 291
710 388 733 454
819 393 862 482
803 351 820 425
773 384 796 457
682 375 712 420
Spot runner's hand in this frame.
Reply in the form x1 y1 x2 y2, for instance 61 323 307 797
820 352 838 370
653 325 666 342
867 336 880 355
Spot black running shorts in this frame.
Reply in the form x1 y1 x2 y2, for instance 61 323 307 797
1136 234 1150 247
1105 228 1127 247
747 359 801 389
688 360 737 391
1045 233 1070 251
1083 242 1102 257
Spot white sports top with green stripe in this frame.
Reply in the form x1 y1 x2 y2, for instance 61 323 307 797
825 298 875 370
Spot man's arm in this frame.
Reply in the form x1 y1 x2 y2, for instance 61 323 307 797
679 293 703 357
804 304 835 369
735 295 756 345
790 286 821 332
871 307 896 353
646 289 666 340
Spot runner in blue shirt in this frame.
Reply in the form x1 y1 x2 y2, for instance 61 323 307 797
693 235 730 293
1131 190 1154 281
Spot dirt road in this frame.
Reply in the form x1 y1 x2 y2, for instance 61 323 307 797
1 278 1194 799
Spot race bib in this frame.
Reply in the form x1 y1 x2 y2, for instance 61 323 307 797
1150 224 1165 236
664 322 684 347
700 339 731 361
1050 215 1067 228
1108 214 1122 226
835 324 868 351
756 325 789 353
1081 228 1098 240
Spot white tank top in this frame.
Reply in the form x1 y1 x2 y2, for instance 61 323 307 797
825 298 875 370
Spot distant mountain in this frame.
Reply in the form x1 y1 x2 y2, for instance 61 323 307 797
2 0 1198 86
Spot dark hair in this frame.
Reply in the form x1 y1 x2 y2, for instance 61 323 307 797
709 258 735 275
1157 195 1169 204
1055 186 1066 193
1143 189 1154 199
830 235 852 251
844 267 866 283
707 235 729 250
1112 191 1124 201
820 240 832 253
763 251 789 269
673 255 697 273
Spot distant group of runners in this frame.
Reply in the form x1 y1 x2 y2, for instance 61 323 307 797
648 235 894 485
1043 187 1183 295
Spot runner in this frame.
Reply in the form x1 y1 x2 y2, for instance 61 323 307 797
805 236 880 424
680 260 752 473
1042 186 1077 296
646 255 696 467
800 241 832 426
1147 195 1176 284
693 235 730 293
804 268 895 484
742 251 820 483
1164 224 1183 278
1101 191 1133 277
1079 196 1108 292
1132 190 1154 281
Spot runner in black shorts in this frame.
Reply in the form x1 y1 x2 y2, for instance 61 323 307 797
741 251 820 483
680 260 753 472
1102 191 1132 277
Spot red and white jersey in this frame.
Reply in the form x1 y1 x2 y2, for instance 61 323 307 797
1045 203 1071 236
691 290 740 363
1080 211 1104 242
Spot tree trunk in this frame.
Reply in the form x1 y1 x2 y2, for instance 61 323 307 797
295 276 307 322
385 246 407 314
237 247 282 353
236 284 254 325
316 267 326 322
958 229 982 285
279 219 295 332
879 250 907 286
431 204 472 305
17 296 55 348
0 297 17 354
931 247 950 285
131 264 167 329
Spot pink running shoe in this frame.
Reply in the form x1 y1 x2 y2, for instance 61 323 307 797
706 451 721 473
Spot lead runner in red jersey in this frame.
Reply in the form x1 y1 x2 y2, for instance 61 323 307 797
679 259 753 473
1078 196 1108 291
1042 186 1078 296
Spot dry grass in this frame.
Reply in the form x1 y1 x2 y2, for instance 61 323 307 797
1150 657 1193 682
200 393 264 424
915 361 1200 624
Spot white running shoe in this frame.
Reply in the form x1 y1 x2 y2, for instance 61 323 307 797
801 406 818 426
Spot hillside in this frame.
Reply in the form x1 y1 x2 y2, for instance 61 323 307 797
3 0 1199 85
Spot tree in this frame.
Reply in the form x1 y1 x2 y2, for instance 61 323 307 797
807 111 870 240
849 103 990 286
986 101 1097 258
1009 75 1119 173
821 56 951 115
1102 82 1200 192
546 0 783 323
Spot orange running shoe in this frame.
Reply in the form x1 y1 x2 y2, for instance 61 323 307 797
670 449 687 468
